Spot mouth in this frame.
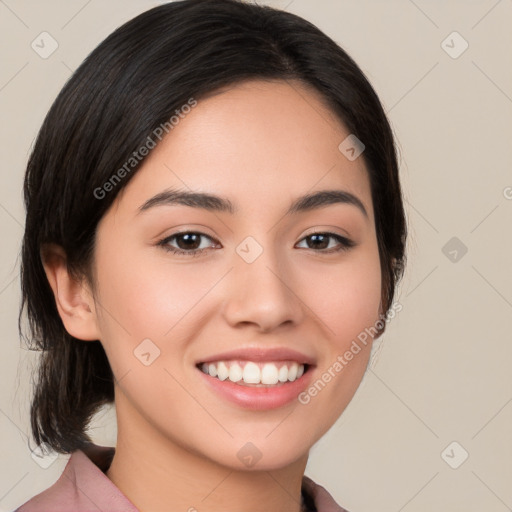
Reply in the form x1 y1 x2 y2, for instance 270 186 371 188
196 360 310 387
195 356 315 410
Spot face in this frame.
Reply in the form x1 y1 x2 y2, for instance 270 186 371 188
91 79 381 470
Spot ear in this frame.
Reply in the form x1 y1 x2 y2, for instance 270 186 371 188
41 243 101 341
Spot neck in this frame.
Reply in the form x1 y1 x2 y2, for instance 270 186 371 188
106 394 309 512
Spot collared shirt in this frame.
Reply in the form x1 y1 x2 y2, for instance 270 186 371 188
15 444 347 512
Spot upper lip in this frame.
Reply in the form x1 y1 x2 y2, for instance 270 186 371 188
197 347 316 366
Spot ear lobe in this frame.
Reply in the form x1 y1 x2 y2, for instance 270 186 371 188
41 243 100 341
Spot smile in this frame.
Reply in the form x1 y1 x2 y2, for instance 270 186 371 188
198 360 306 386
196 360 314 410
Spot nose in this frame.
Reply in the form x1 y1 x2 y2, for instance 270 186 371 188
221 244 304 333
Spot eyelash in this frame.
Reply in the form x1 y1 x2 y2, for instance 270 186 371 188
157 230 356 257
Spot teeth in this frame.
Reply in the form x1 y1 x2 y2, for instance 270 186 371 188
261 363 279 385
243 362 260 384
208 363 217 378
288 362 298 381
278 365 288 382
229 363 243 382
217 361 229 381
199 360 306 385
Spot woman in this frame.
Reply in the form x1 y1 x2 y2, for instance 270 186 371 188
16 0 407 510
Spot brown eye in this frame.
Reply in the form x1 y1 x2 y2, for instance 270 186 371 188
297 232 355 252
158 232 220 256
173 233 202 250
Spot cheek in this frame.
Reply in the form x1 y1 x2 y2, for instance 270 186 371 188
304 249 382 347
92 244 224 353
91 243 201 379
295 248 381 421
245 247 380 455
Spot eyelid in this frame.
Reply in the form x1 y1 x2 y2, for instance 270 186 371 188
153 224 217 240
301 225 352 240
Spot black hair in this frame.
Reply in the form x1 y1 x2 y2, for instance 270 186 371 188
19 0 407 454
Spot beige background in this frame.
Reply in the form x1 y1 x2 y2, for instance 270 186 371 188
1 0 511 510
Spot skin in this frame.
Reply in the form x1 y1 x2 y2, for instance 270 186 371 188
43 79 382 512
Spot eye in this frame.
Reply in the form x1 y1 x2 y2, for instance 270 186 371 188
295 232 355 253
158 231 220 257
157 230 355 258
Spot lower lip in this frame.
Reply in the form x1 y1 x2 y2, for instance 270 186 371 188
197 366 314 410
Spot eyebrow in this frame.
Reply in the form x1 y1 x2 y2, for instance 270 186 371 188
138 188 368 218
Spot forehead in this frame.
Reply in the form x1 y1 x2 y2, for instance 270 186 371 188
111 79 373 221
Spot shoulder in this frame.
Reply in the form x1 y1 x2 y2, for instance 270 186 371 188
15 445 137 512
15 454 80 512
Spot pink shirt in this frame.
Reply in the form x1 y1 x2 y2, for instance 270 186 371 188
15 444 347 512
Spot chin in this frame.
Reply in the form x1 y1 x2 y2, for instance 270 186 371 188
195 429 316 471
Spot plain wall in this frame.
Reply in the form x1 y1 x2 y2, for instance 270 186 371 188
1 1 511 510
